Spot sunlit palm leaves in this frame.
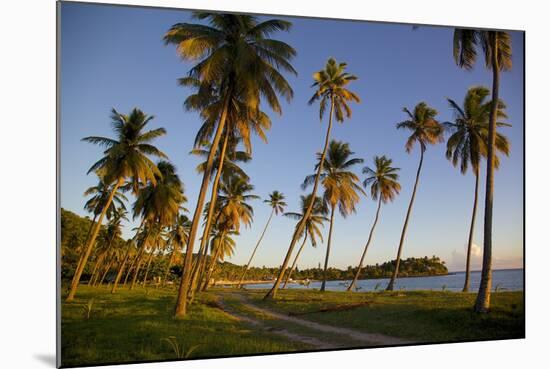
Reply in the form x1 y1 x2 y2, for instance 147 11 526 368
308 58 360 122
445 86 510 174
363 156 401 203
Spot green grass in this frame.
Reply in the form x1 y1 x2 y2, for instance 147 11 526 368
61 286 308 367
61 286 524 366
244 289 525 342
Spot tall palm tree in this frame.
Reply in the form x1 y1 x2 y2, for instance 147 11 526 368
163 214 191 285
187 136 251 297
347 156 401 291
386 102 443 291
66 108 167 301
129 161 186 289
265 58 360 299
302 140 364 291
202 224 238 288
75 179 128 276
164 12 296 317
90 207 128 286
282 194 329 288
445 86 510 292
237 191 287 288
201 173 258 290
453 29 512 312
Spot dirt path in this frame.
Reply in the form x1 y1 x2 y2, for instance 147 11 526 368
216 292 407 348
216 293 340 349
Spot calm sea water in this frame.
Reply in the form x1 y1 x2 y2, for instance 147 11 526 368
243 268 524 292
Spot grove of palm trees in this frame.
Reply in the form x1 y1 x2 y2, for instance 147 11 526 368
59 4 524 366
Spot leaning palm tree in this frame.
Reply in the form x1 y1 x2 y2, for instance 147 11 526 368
347 156 401 291
164 12 296 317
237 191 287 288
302 140 364 291
445 86 510 292
202 224 238 289
75 179 128 275
129 161 186 290
201 173 258 291
163 214 191 285
386 102 443 291
66 108 167 301
283 194 329 288
187 136 251 297
265 58 360 299
453 29 513 312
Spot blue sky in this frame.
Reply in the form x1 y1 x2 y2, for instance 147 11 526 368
60 2 524 271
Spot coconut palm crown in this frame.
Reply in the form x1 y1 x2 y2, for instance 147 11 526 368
363 156 401 203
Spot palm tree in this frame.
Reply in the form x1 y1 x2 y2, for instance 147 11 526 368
66 108 167 301
201 173 258 290
163 214 191 285
187 137 251 297
302 140 364 291
386 102 443 291
265 58 360 299
282 194 329 288
453 30 513 312
90 207 128 286
237 191 287 288
129 161 186 289
202 224 238 288
347 156 401 291
164 12 296 317
445 86 510 292
74 179 128 276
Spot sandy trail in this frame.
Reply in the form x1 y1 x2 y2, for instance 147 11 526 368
216 292 408 348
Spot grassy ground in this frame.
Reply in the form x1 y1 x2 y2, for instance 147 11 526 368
61 286 524 367
60 286 308 367
244 289 525 342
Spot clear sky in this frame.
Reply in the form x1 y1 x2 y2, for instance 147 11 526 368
60 2 524 272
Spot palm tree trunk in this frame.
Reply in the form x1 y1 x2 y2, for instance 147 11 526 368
283 233 308 289
202 247 221 292
265 96 335 300
66 177 124 301
142 251 155 287
188 131 230 300
237 210 275 288
386 149 424 291
74 213 98 279
98 256 115 286
348 197 382 291
130 227 153 290
174 94 232 318
89 252 105 285
475 34 500 312
463 171 480 292
320 205 336 292
111 220 144 293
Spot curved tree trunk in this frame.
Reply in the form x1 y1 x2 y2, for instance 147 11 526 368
237 210 275 288
188 131 230 301
386 149 424 291
142 250 155 287
66 177 123 301
174 94 231 318
282 233 308 289
320 205 336 292
475 34 499 313
98 256 115 286
202 246 221 292
264 96 335 300
111 220 144 293
74 213 98 279
348 197 382 291
463 171 479 292
88 252 106 286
